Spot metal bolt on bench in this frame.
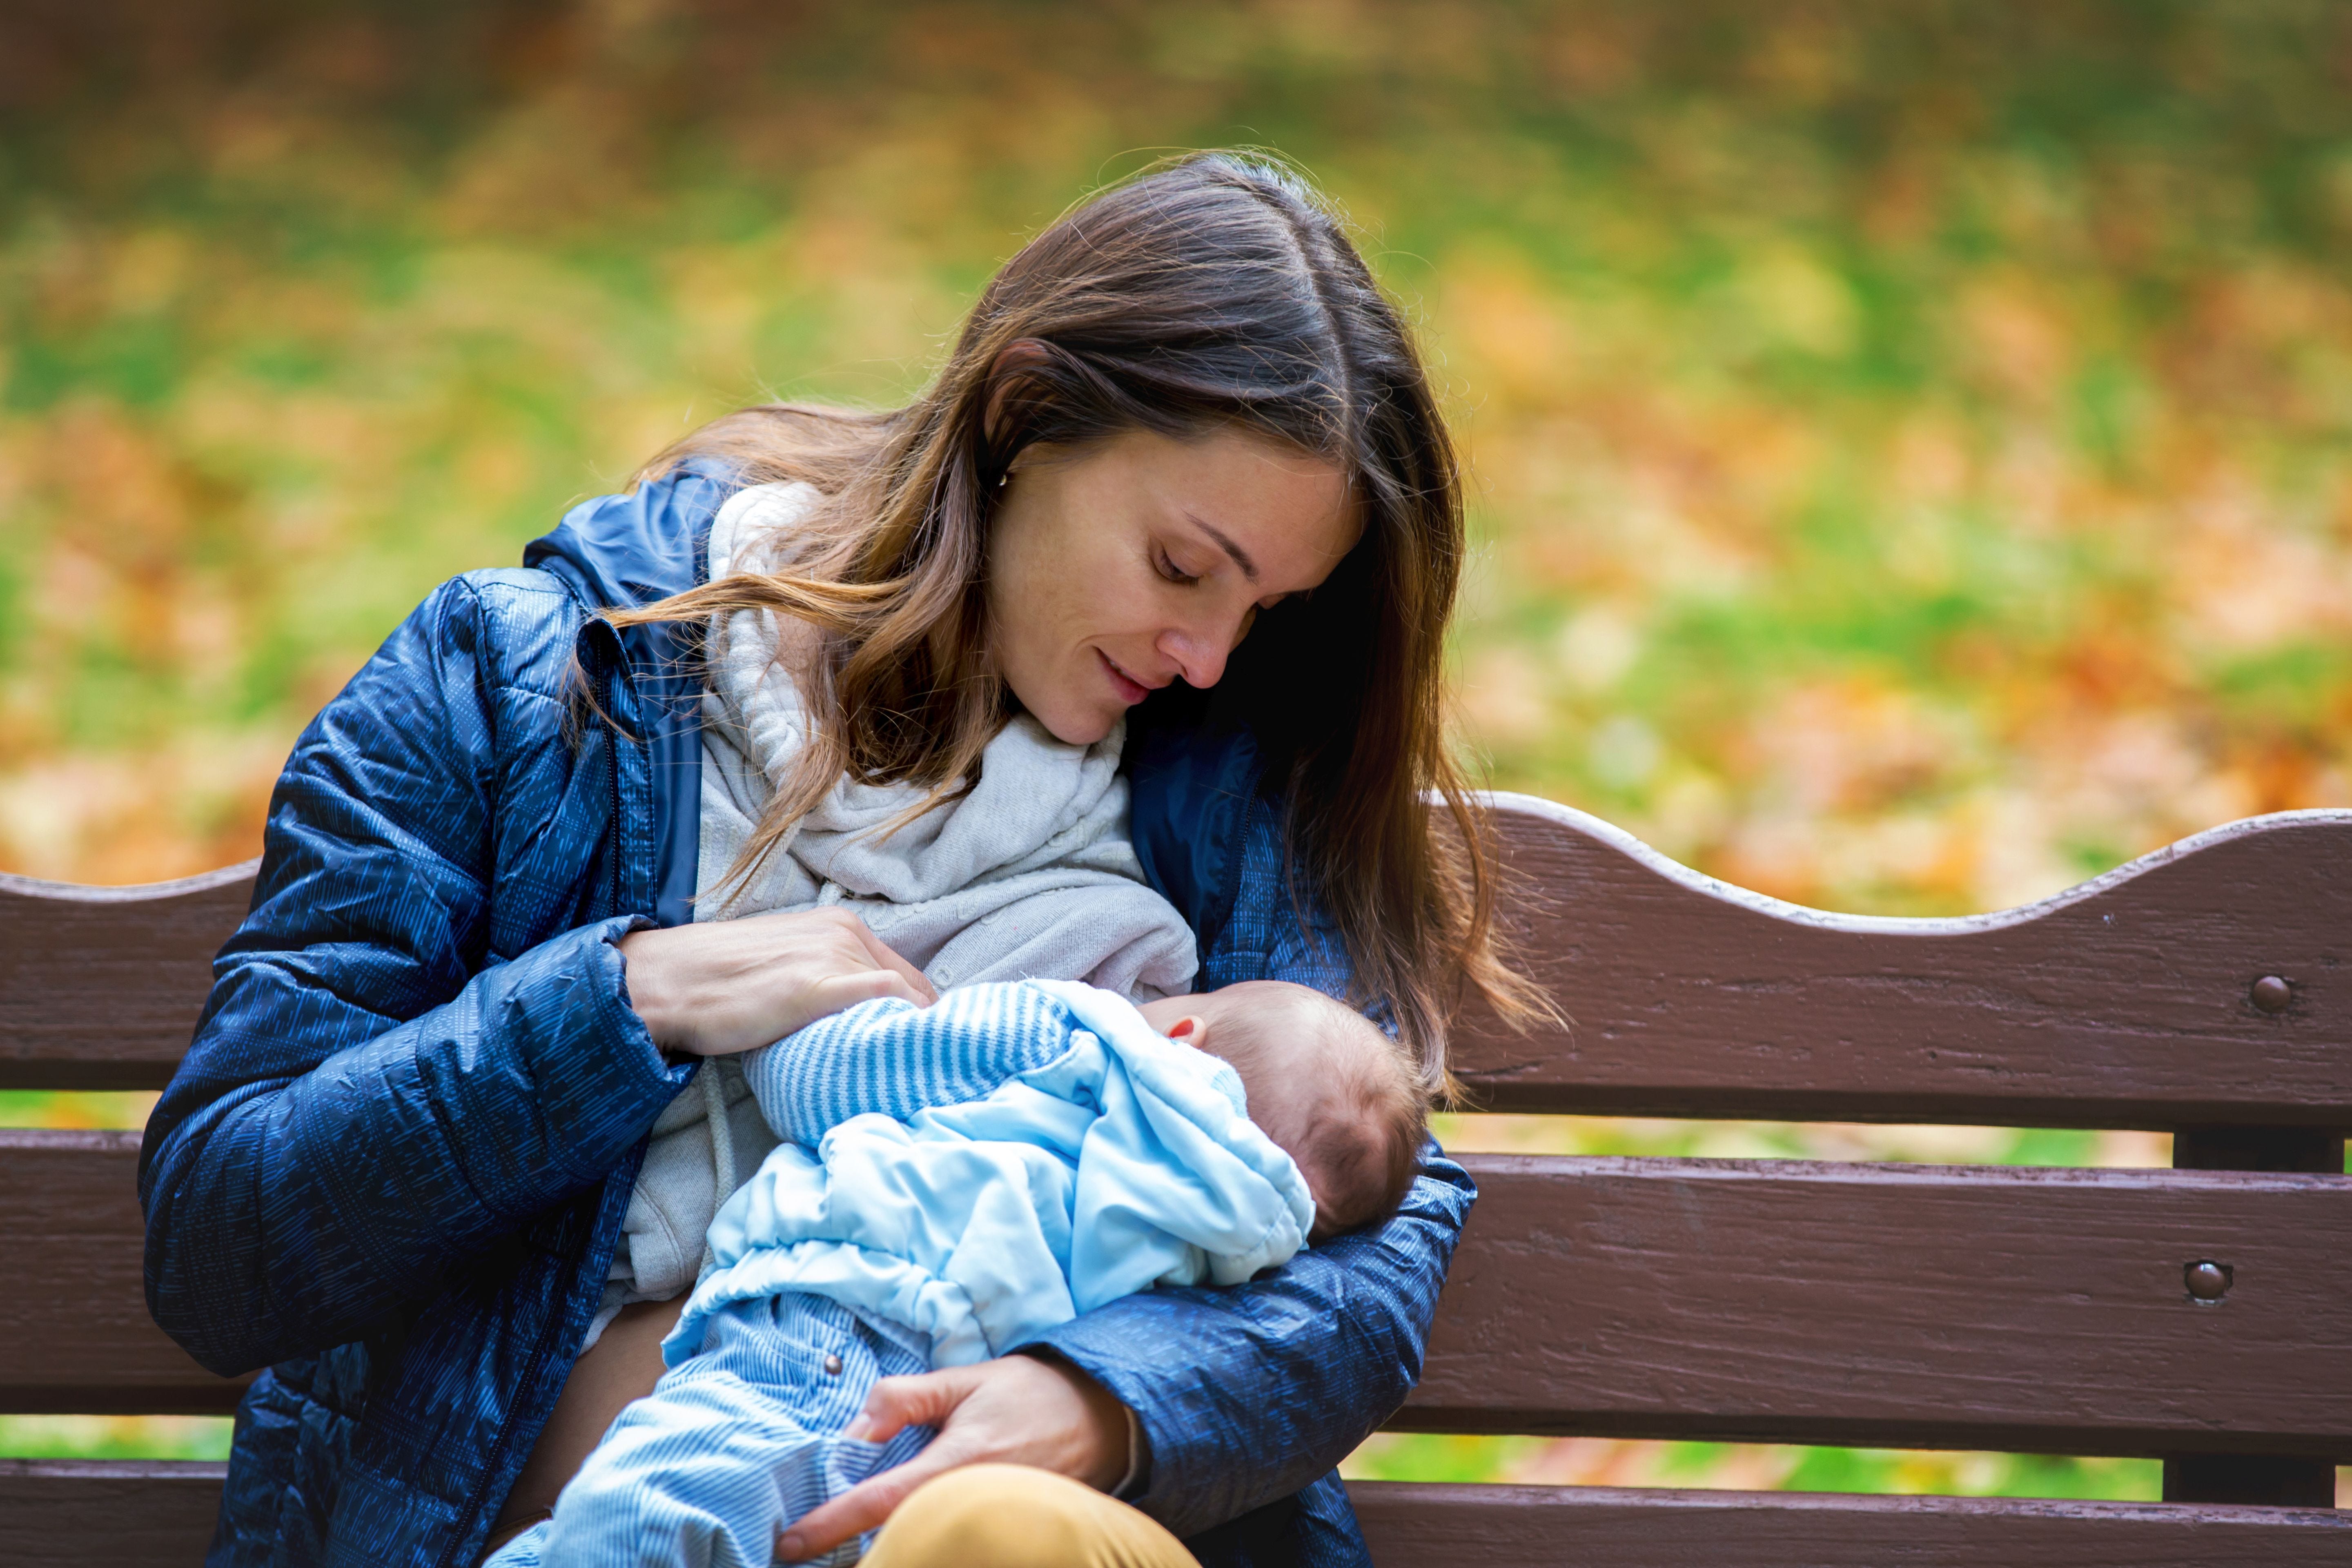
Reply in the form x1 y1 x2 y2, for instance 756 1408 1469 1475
4 800 2349 1566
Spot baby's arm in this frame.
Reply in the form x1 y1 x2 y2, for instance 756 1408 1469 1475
744 982 1077 1144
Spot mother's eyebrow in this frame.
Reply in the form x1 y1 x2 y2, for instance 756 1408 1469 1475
1183 512 1261 583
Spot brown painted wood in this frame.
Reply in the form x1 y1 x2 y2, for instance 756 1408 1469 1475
1347 1482 2352 1567
0 861 255 1090
1452 800 2352 1129
16 1135 2350 1456
1400 1154 2352 1459
10 808 2352 1134
0 1131 251 1414
0 1460 224 1567
2163 1123 2346 1503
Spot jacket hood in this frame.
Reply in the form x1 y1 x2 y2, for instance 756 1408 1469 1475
522 465 734 612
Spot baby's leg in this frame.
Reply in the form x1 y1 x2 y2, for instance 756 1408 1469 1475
523 1294 930 1568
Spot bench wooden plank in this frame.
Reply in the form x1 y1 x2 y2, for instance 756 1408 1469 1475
13 1132 2346 1459
11 1468 2347 1568
0 1461 225 1568
0 1131 249 1414
11 810 2352 1134
1400 1154 2352 1458
1347 1481 2352 1566
1450 800 2352 1129
0 862 255 1091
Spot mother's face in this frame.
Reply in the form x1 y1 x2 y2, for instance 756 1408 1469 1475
984 427 1359 746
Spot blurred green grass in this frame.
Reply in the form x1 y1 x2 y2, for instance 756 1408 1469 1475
4 0 2350 1497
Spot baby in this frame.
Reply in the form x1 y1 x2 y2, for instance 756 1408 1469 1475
488 975 1424 1568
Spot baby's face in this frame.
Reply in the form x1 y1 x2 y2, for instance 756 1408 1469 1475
1138 982 1389 1238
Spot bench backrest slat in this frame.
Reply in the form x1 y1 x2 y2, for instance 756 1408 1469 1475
0 1131 249 1415
1448 798 2352 1129
15 1133 2347 1461
0 863 256 1091
1346 1483 2352 1567
10 806 2351 1131
1405 1154 2352 1457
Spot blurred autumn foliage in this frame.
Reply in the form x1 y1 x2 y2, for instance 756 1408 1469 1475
3 0 2350 1495
3 0 2350 902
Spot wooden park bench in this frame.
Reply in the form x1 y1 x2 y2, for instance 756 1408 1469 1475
4 793 2348 1564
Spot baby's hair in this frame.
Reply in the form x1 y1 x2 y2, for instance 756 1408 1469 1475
1205 985 1430 1236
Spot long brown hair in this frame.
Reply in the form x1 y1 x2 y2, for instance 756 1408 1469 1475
617 152 1539 1093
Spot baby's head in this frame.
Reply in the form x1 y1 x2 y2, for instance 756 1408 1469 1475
1138 981 1426 1241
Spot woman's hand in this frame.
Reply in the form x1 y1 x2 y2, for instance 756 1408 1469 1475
777 1353 1132 1563
618 907 936 1057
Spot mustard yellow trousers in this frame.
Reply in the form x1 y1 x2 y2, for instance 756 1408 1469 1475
861 1465 1201 1568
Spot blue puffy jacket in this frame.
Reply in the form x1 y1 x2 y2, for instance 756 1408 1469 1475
138 469 1474 1568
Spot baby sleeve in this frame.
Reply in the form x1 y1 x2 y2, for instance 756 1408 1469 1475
743 981 1079 1144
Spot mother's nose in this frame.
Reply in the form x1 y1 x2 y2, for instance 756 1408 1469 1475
1155 619 1241 690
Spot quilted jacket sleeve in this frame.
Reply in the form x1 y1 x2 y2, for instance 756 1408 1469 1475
138 574 689 1377
1021 803 1474 1542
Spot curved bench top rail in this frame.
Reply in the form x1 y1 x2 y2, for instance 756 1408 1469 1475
0 860 264 906
5 806 2352 1128
1452 797 2352 1129
0 857 258 1090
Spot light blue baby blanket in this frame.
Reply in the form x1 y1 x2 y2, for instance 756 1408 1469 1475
660 979 1315 1370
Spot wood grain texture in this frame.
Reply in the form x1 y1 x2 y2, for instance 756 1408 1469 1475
0 860 255 1090
18 1132 2349 1457
0 1131 251 1414
9 808 2352 1133
1348 1482 2352 1567
7 1469 2348 1568
1452 800 2352 1129
0 1461 224 1567
1401 1154 2352 1458
12 807 2352 1131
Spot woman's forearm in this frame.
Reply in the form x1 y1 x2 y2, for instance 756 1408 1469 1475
1021 1141 1475 1540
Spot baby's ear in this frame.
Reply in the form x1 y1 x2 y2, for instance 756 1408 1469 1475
1163 1015 1208 1047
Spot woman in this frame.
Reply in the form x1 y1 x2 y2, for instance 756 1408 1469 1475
141 154 1530 1568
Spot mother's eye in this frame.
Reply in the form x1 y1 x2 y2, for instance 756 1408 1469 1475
1154 548 1202 586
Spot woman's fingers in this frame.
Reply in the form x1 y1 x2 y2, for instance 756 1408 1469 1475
777 1439 968 1563
777 1354 1131 1561
781 1372 983 1556
794 969 929 1032
843 1368 974 1443
829 911 939 1005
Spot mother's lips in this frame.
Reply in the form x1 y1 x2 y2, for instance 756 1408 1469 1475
1097 650 1154 704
